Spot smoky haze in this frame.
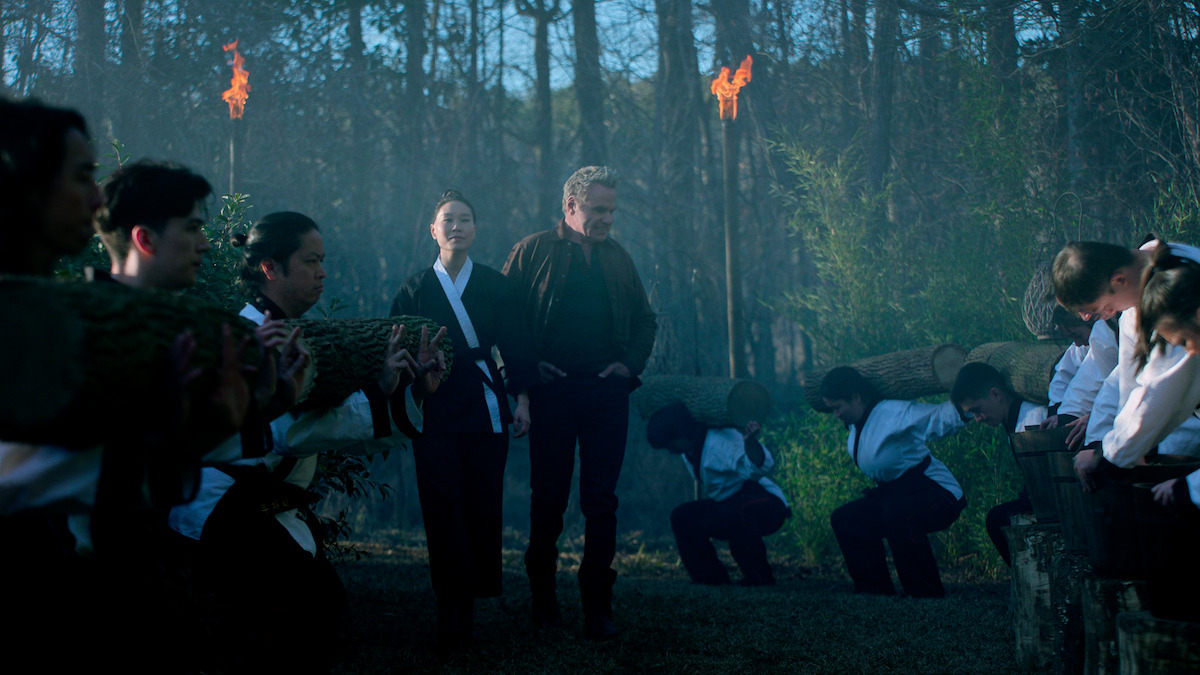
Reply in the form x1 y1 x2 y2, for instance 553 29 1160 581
8 1 1199 541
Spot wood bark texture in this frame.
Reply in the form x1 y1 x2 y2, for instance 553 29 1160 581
0 278 453 445
1007 514 1058 671
803 344 967 410
1083 577 1147 675
0 276 255 446
631 375 771 428
1117 610 1200 673
284 317 452 411
966 341 1067 405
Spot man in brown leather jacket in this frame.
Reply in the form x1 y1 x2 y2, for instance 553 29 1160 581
502 165 657 639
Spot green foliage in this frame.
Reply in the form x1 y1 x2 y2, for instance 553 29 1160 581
770 407 1019 581
774 143 906 363
315 452 395 561
1144 180 1200 246
768 409 870 566
186 193 254 313
927 421 1023 580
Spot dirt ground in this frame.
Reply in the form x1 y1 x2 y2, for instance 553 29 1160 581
327 534 1026 674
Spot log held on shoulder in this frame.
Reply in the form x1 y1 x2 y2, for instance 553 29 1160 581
632 375 771 428
803 344 967 410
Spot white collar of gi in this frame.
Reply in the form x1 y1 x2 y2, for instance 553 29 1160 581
433 255 473 297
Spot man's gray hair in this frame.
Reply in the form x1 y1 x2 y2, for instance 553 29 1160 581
562 165 619 213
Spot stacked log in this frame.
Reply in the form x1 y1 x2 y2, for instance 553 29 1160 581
0 277 451 446
803 344 967 410
632 375 771 428
965 342 1066 405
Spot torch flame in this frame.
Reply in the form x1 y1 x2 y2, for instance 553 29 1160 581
221 40 250 119
710 55 753 121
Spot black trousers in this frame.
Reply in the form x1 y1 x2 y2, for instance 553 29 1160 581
525 376 630 615
413 430 508 606
670 481 789 585
830 470 965 598
986 494 1032 566
197 487 346 674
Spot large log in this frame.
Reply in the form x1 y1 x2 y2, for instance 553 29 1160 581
966 341 1066 406
803 344 967 410
0 277 452 446
0 276 256 447
284 317 453 411
631 375 771 428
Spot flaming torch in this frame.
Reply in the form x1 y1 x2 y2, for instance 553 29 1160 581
221 40 250 194
711 55 752 379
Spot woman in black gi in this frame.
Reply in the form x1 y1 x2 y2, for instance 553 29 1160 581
391 189 538 646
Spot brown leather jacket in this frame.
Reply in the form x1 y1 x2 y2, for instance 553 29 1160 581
501 220 657 377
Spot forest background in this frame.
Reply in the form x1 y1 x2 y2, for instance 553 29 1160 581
6 0 1200 581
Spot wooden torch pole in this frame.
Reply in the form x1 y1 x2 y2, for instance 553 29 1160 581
722 118 746 379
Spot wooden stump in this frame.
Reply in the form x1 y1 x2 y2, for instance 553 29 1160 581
1008 514 1060 670
1117 611 1200 674
803 344 967 410
1051 551 1092 674
1083 577 1147 675
631 375 771 428
966 341 1067 406
1012 428 1067 524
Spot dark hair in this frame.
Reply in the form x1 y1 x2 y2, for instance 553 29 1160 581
235 211 320 292
0 97 89 264
1051 241 1135 310
432 189 475 222
646 402 703 449
1137 244 1200 367
818 366 878 406
1052 304 1089 331
97 160 213 259
950 362 1012 405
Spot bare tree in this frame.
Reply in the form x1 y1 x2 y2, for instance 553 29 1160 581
516 0 562 227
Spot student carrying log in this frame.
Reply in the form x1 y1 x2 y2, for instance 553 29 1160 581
0 100 256 672
818 366 968 598
646 402 790 587
951 362 1047 566
164 210 446 672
